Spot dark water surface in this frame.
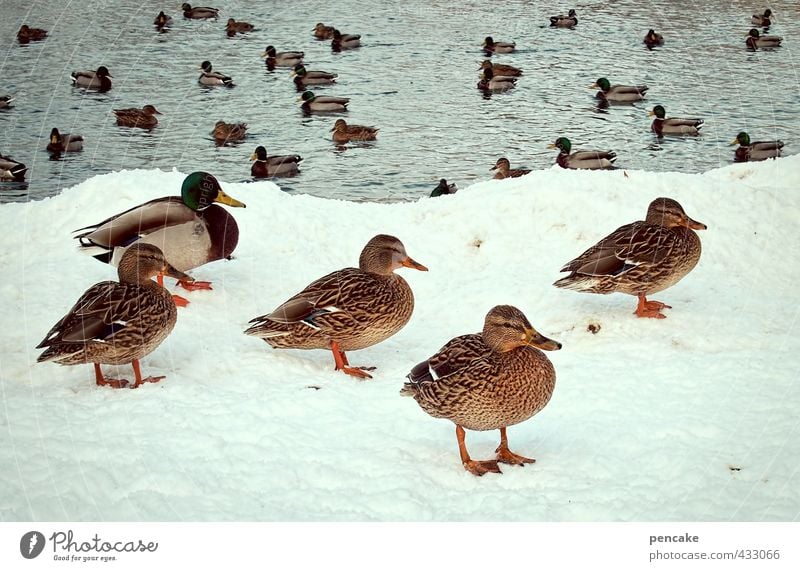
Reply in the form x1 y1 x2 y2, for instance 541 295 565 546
1 0 799 203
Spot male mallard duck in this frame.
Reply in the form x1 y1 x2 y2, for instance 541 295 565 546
643 29 664 47
0 153 27 180
300 91 349 113
402 305 561 476
250 145 303 177
752 9 772 26
212 121 247 144
313 23 336 39
154 11 173 27
649 105 703 137
554 197 706 318
549 137 616 170
482 36 515 54
550 9 578 28
226 18 254 36
430 179 457 197
731 132 784 162
592 77 647 102
479 60 522 77
181 3 219 19
0 96 14 109
262 45 304 67
113 105 162 128
198 60 233 86
292 64 337 89
491 157 530 179
36 244 189 389
245 234 427 379
47 128 83 154
17 24 47 43
477 67 517 91
331 29 361 51
71 66 112 91
331 119 378 143
746 28 781 49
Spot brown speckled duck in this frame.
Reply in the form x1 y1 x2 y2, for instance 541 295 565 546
36 244 189 389
245 235 428 379
479 59 522 77
752 9 772 27
491 157 530 179
17 24 48 43
331 119 378 143
226 18 254 36
313 23 336 40
113 105 162 128
554 197 706 318
402 305 561 476
212 120 247 144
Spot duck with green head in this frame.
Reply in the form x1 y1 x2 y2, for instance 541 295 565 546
649 105 703 137
250 145 303 177
331 29 361 51
482 36 515 54
430 179 457 197
47 128 83 154
182 3 219 19
643 29 664 47
71 66 112 91
0 153 27 180
262 45 304 67
591 77 647 103
731 132 784 162
550 9 577 27
292 64 337 89
746 28 781 49
752 9 772 27
199 60 233 86
549 137 616 169
300 91 349 113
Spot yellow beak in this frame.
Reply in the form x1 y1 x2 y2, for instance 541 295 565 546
214 189 246 208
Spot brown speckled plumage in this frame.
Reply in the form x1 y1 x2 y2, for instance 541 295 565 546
212 121 247 143
331 119 378 143
491 157 530 180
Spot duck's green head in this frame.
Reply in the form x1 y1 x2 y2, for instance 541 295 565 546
649 105 666 119
96 66 112 78
748 28 760 38
483 36 494 47
263 45 277 58
181 3 192 11
181 172 246 211
732 132 750 146
292 63 307 77
49 128 61 144
250 146 268 161
300 91 316 103
764 8 772 17
548 137 572 153
593 77 611 92
200 60 212 73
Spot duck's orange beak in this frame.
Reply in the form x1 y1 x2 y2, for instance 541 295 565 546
524 328 562 351
685 217 707 230
401 257 428 271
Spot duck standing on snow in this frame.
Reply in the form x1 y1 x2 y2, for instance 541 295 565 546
491 157 530 179
71 66 112 91
250 145 302 177
550 9 578 27
752 9 772 26
300 91 349 113
482 36 515 54
746 28 782 49
592 77 647 103
245 234 428 379
182 3 219 19
0 153 27 180
549 137 616 170
331 119 378 143
430 179 457 197
113 105 162 128
554 197 706 319
291 64 337 88
36 244 189 389
402 305 561 476
649 105 703 137
198 60 233 86
17 24 47 43
643 29 664 47
331 29 361 51
731 132 784 162
46 128 83 154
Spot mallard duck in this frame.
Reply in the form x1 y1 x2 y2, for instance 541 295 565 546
36 244 188 389
491 157 530 179
649 105 703 137
250 145 302 177
477 67 517 91
643 29 664 47
71 66 112 91
291 64 337 88
299 91 349 113
550 9 578 27
746 28 781 49
154 11 173 27
17 24 47 43
0 153 27 180
401 305 561 476
731 132 784 162
73 172 245 302
479 59 522 77
592 77 647 102
113 105 162 128
262 45 304 67
212 121 247 144
313 23 336 40
331 29 361 51
245 234 427 379
430 179 457 197
331 119 378 143
46 128 83 154
198 61 233 86
226 18 254 36
482 36 515 54
181 3 219 19
549 137 616 170
0 96 14 109
554 197 706 318
752 9 772 26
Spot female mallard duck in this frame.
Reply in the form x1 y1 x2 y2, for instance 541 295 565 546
113 105 162 128
649 105 703 137
300 91 349 113
245 234 427 379
550 9 578 27
431 179 457 197
313 23 336 39
36 244 189 389
154 11 173 27
250 145 303 177
491 157 530 179
47 128 83 154
0 153 27 180
479 59 522 77
549 137 616 170
212 121 247 144
731 132 784 162
72 172 245 301
477 67 517 91
0 96 14 109
292 64 337 88
554 197 706 318
17 24 47 43
746 28 781 49
401 305 561 476
198 60 233 86
331 119 378 143
752 9 772 26
262 45 304 67
226 18 254 36
592 77 647 102
181 3 219 19
71 66 112 91
643 29 664 47
482 36 515 54
331 29 361 51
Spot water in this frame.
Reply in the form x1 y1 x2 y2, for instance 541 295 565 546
1 0 798 204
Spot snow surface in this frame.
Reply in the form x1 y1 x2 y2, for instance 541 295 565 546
1 157 799 521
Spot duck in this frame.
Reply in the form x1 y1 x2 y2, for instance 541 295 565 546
71 66 112 91
649 105 703 137
752 9 772 26
331 119 378 143
331 29 361 51
46 128 83 154
549 137 616 170
430 179 457 197
113 105 162 128
72 172 245 303
0 153 27 180
291 64 337 89
592 77 647 102
244 234 427 379
731 132 784 162
250 145 303 177
313 23 336 39
181 3 219 19
643 29 664 47
479 59 522 77
477 67 517 91
198 60 233 86
262 45 304 67
36 244 189 389
491 157 530 179
554 197 706 319
746 28 782 49
17 24 47 43
212 121 247 144
226 18 254 36
154 11 173 27
482 37 515 54
0 96 15 109
550 9 578 27
299 91 349 113
401 305 561 476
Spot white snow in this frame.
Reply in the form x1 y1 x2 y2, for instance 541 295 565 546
1 157 799 521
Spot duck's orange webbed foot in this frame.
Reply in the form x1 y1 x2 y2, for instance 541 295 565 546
178 279 213 291
495 446 536 466
130 375 165 389
463 459 503 476
635 294 671 319
172 294 190 307
330 340 374 379
96 377 131 389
